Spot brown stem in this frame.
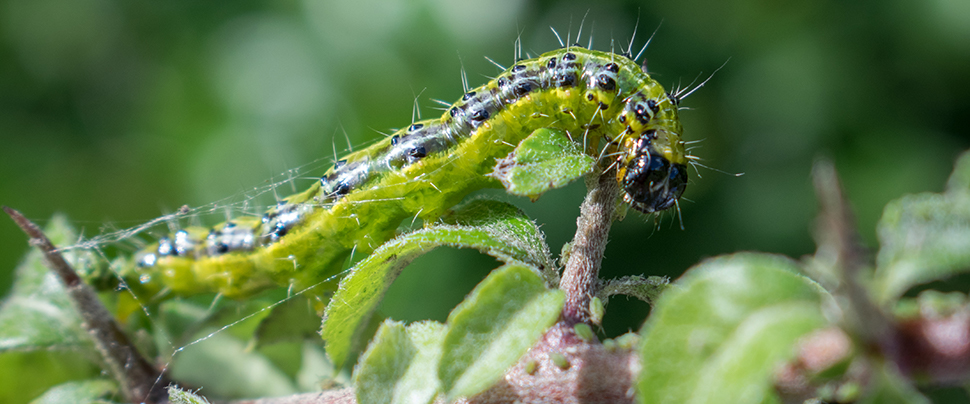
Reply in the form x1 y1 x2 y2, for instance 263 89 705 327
810 162 889 343
558 169 621 325
3 206 169 404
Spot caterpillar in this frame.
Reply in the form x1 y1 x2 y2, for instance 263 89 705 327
117 46 688 299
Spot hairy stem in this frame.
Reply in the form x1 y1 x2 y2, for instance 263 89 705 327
3 206 169 404
559 168 621 324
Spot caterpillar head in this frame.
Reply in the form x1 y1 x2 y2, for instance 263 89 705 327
619 132 688 214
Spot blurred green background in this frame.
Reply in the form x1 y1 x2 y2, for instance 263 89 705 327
1 0 968 401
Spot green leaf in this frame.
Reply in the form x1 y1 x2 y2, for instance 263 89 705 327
253 296 322 347
490 128 595 199
167 384 211 404
0 214 95 353
322 199 554 368
638 253 829 404
873 191 970 303
297 341 344 392
0 350 102 404
170 330 297 398
354 321 445 404
598 275 670 307
29 379 119 404
439 263 564 399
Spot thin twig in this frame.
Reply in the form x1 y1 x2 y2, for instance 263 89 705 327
3 206 169 404
559 168 621 324
810 162 889 342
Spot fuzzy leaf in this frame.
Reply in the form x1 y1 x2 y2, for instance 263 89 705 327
439 263 564 399
254 296 322 347
168 384 211 404
490 128 595 199
873 190 970 303
638 253 828 404
354 321 445 404
29 379 119 404
322 199 553 368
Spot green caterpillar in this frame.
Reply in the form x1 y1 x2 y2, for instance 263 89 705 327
119 46 688 300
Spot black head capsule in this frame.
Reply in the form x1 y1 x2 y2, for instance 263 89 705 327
621 135 688 214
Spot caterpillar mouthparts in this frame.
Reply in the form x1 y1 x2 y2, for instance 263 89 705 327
620 130 689 214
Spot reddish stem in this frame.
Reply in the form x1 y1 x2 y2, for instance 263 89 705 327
558 170 621 324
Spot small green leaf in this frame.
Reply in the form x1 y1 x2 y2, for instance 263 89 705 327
323 199 554 368
573 323 595 341
589 296 605 325
490 128 595 199
439 263 564 399
549 352 570 370
0 215 95 353
598 275 670 307
354 321 445 404
638 253 829 404
167 384 211 404
873 191 970 303
29 379 119 404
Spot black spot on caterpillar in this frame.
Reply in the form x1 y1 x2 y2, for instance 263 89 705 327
120 46 688 299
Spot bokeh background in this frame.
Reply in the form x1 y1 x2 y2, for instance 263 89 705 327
1 0 968 402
